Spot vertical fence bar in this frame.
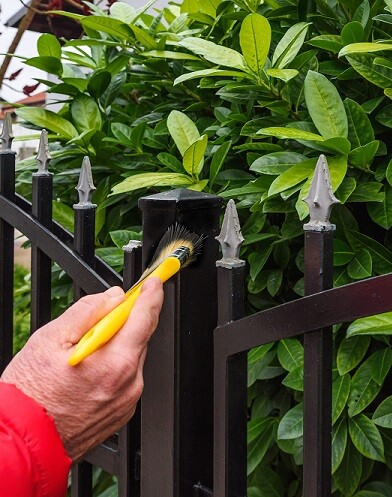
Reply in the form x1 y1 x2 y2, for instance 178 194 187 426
71 157 96 497
213 200 246 497
118 240 143 497
303 155 338 497
31 130 53 332
139 189 221 497
0 114 15 372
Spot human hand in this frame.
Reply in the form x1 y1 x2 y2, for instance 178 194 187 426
1 277 163 461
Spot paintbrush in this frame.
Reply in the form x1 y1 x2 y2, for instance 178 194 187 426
68 224 203 366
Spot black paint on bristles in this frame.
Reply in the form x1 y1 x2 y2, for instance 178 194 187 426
138 224 204 282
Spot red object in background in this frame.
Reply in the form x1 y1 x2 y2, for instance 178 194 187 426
23 83 40 96
6 68 23 82
0 383 71 497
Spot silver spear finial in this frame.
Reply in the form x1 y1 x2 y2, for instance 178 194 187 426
35 129 51 175
303 154 340 231
75 156 96 208
216 199 245 268
0 113 14 151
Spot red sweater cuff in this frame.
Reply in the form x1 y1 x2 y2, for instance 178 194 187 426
0 382 71 497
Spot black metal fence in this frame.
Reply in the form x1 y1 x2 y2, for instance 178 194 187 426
2 119 392 497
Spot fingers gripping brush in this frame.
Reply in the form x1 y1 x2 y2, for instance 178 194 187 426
68 224 203 366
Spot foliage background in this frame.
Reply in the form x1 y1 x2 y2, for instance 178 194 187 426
13 0 392 494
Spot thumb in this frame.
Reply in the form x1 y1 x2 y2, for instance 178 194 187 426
50 286 126 344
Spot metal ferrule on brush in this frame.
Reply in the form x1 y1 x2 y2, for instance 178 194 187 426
172 246 191 265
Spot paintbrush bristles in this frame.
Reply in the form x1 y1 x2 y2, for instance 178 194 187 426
144 224 203 277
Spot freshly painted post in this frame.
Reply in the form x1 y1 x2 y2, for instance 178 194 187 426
31 130 53 332
0 114 15 371
303 155 339 497
118 240 143 497
71 157 97 497
213 200 246 497
139 189 222 497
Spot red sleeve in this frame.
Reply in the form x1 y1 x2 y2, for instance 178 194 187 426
0 382 71 497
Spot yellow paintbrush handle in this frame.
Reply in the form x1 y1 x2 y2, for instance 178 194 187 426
68 257 181 366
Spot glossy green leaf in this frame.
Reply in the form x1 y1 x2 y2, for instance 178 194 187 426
340 42 392 57
52 201 74 233
209 141 231 186
81 16 133 39
266 69 298 82
332 417 348 473
183 134 208 178
247 418 276 474
167 111 200 156
347 248 372 279
344 98 375 148
277 402 303 440
345 229 392 274
348 358 382 417
370 348 392 386
174 68 250 85
349 414 385 461
37 33 61 58
109 1 136 23
143 50 200 60
257 126 324 142
109 230 141 248
248 343 275 387
347 312 392 337
307 35 344 53
251 467 284 497
373 396 392 428
130 25 158 50
349 141 379 168
179 37 247 70
368 185 392 229
332 374 350 424
304 71 348 139
336 177 356 203
240 14 271 75
111 123 134 148
277 338 303 372
334 439 362 495
15 108 78 140
250 152 307 175
268 159 315 196
71 95 102 133
337 335 370 376
282 365 303 391
111 173 193 194
333 239 355 266
346 53 392 88
267 269 283 297
87 71 111 99
248 244 275 280
272 22 311 69
341 21 364 45
25 56 63 76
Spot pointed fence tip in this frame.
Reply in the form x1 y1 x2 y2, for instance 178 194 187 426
303 154 340 231
35 129 51 175
216 199 245 268
75 156 96 207
1 113 14 151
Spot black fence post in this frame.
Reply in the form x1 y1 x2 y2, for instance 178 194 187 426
213 200 246 497
118 239 143 497
0 114 15 372
71 157 97 497
303 155 338 497
31 130 53 332
138 189 222 497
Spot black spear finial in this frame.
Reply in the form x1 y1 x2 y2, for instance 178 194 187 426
35 129 51 175
216 199 245 267
0 113 14 151
75 156 96 207
303 154 340 231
